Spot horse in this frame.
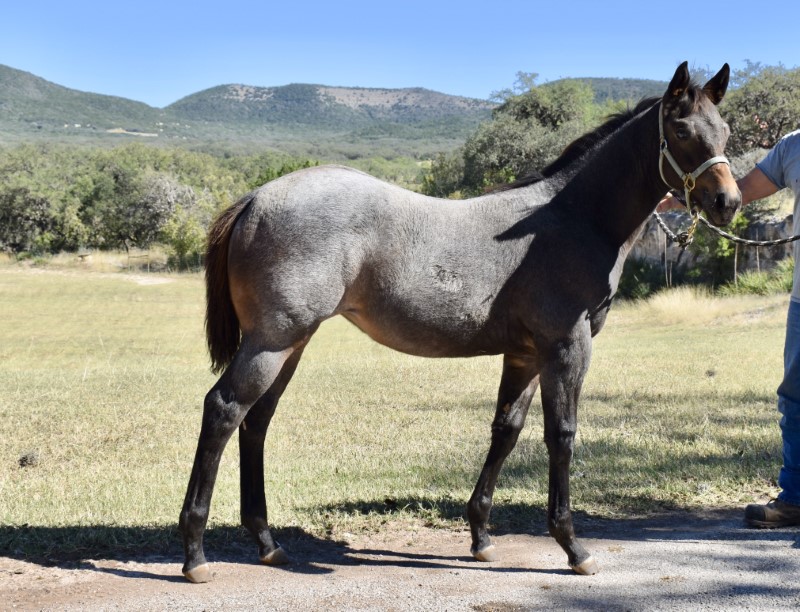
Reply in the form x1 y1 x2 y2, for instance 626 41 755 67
178 62 740 582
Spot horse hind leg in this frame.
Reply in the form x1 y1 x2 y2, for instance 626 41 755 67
238 344 309 567
179 338 301 583
467 355 539 562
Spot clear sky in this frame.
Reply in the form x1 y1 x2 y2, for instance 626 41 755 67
2 1 798 108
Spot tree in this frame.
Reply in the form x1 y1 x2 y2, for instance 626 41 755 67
0 182 52 253
461 114 584 191
723 62 800 155
423 77 595 196
0 145 65 254
494 78 595 130
420 151 464 198
247 158 318 191
161 203 206 269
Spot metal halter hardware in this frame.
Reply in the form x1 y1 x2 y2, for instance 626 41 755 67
658 101 730 244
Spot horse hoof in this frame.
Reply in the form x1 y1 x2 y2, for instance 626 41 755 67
570 555 599 576
183 563 212 583
472 544 497 562
260 546 290 565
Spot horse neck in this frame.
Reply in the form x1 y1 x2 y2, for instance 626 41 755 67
560 103 667 249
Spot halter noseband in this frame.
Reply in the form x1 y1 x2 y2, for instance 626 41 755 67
658 101 730 209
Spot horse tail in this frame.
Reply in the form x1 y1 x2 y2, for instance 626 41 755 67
205 194 254 374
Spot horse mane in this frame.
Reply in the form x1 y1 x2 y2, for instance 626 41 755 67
491 96 662 193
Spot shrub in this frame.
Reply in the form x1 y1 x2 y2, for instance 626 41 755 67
718 257 794 296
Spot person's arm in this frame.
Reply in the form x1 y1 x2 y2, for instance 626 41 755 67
738 166 779 206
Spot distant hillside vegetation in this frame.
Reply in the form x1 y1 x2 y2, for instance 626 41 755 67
167 83 493 127
0 64 164 131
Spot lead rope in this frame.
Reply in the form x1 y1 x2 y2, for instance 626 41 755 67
654 193 800 249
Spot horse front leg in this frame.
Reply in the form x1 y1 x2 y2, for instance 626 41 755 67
468 354 539 561
540 328 598 575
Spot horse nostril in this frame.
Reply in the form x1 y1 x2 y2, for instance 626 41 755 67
714 191 741 214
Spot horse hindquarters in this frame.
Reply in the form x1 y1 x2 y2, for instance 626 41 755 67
180 192 322 582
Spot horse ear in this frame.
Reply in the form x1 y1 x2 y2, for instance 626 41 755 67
666 61 691 99
703 63 730 105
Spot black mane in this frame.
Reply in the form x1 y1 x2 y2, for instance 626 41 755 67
492 96 661 192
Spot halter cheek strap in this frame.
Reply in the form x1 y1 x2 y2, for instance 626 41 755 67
658 102 730 208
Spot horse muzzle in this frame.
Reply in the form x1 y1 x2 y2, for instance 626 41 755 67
697 183 741 227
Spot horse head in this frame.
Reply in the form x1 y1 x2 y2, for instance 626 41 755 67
659 62 741 226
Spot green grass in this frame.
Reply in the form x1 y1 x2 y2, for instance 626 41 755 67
0 267 789 561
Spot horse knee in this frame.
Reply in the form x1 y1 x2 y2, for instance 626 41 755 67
545 428 576 461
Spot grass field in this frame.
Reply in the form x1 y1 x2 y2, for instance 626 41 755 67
0 263 789 560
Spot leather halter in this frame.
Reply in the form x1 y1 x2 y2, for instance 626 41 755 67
658 101 729 208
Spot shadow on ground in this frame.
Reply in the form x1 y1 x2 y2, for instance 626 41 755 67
3 500 799 579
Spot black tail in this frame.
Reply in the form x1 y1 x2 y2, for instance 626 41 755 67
205 194 254 374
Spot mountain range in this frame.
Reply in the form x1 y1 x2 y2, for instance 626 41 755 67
0 64 668 157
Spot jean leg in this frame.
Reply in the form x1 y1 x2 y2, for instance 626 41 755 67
777 300 800 505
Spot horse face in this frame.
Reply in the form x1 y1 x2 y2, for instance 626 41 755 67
661 62 741 226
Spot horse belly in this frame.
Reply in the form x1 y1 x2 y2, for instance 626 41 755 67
339 293 499 358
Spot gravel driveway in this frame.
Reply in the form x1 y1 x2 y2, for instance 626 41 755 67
3 509 799 611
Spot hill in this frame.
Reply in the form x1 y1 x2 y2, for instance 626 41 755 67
0 64 166 135
0 65 494 157
168 83 491 126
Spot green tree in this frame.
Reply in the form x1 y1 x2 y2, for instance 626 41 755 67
723 62 800 155
161 204 206 269
0 181 52 253
247 158 319 191
420 151 464 198
423 76 595 196
494 78 595 129
461 114 585 192
0 144 69 254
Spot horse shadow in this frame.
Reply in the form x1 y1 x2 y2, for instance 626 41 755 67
0 524 346 581
2 500 798 582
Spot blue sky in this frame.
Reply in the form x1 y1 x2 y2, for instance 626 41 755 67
2 1 798 108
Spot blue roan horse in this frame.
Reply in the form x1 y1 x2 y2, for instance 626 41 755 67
179 63 740 582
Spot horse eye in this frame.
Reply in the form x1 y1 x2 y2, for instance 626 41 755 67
675 128 691 140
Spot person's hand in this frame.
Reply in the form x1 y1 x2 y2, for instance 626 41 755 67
656 192 682 212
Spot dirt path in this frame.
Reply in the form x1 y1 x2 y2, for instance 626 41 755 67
3 510 799 611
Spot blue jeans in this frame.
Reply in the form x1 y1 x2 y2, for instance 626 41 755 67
777 299 800 505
